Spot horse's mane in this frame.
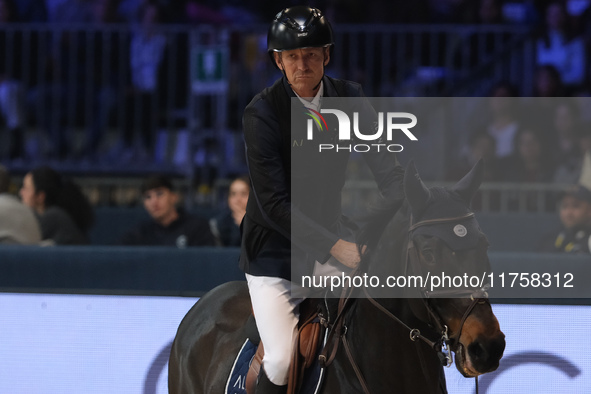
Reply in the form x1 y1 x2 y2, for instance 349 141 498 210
355 196 408 272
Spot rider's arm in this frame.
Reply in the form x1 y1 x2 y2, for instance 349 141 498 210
243 98 340 260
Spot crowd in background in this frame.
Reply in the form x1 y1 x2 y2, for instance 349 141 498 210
0 0 586 26
0 0 591 252
1 0 591 175
0 163 250 247
448 81 591 186
441 1 591 188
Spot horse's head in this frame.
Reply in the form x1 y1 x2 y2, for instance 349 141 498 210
403 160 505 377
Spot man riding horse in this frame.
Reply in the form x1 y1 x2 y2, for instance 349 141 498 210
240 6 407 393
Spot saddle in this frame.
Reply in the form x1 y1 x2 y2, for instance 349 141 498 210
245 299 325 394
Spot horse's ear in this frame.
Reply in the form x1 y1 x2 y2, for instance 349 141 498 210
451 159 484 205
404 160 431 217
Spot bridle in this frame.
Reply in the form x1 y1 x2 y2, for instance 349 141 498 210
405 212 490 351
319 212 490 394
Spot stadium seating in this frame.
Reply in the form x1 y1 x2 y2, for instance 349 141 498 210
477 212 561 252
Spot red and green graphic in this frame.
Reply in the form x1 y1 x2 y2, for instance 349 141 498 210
305 108 328 132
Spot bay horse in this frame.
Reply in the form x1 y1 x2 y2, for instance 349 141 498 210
169 160 505 393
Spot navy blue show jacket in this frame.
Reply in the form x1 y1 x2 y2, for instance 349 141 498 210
240 75 405 281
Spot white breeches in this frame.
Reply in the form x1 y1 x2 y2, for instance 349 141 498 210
245 273 304 386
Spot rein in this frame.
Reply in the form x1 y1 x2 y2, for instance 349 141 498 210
318 212 488 394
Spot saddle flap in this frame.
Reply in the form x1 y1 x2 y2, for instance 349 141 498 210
299 319 322 369
246 300 324 394
288 307 323 394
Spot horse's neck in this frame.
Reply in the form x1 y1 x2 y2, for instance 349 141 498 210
366 202 411 280
337 298 442 393
336 203 442 391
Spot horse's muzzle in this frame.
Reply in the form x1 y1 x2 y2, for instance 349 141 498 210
457 332 506 377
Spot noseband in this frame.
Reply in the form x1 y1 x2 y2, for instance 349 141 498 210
319 212 489 394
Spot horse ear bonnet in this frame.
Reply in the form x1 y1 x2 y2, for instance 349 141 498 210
451 159 484 205
408 160 486 251
410 187 484 251
404 160 431 218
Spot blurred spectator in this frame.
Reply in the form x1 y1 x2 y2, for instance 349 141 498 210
0 0 25 160
81 0 126 161
484 82 522 158
0 165 41 244
498 127 556 211
19 166 94 245
580 150 591 189
475 0 505 24
219 1 261 25
49 0 95 24
118 2 169 162
555 134 591 184
536 2 586 88
448 130 501 181
580 129 591 159
450 1 512 74
209 175 249 247
533 64 565 97
92 0 123 24
35 1 125 162
503 0 540 25
429 0 473 24
184 0 229 24
551 99 582 166
526 65 565 140
499 126 555 183
119 174 215 247
27 0 99 160
117 0 143 23
572 90 591 122
14 0 47 22
539 184 591 253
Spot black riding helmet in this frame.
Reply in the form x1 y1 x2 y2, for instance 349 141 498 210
267 6 334 68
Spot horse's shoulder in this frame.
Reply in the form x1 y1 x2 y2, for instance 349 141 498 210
175 282 250 335
200 281 249 304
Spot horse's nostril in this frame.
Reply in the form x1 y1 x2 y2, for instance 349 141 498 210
468 336 505 372
468 340 487 361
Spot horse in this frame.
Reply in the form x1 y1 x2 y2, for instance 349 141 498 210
169 160 505 393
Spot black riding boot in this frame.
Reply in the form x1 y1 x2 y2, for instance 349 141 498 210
255 368 287 394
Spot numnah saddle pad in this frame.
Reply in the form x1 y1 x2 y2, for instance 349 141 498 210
225 338 325 394
226 339 257 394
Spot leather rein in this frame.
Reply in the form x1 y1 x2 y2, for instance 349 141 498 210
318 212 489 394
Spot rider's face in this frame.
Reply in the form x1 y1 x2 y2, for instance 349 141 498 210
275 47 330 98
